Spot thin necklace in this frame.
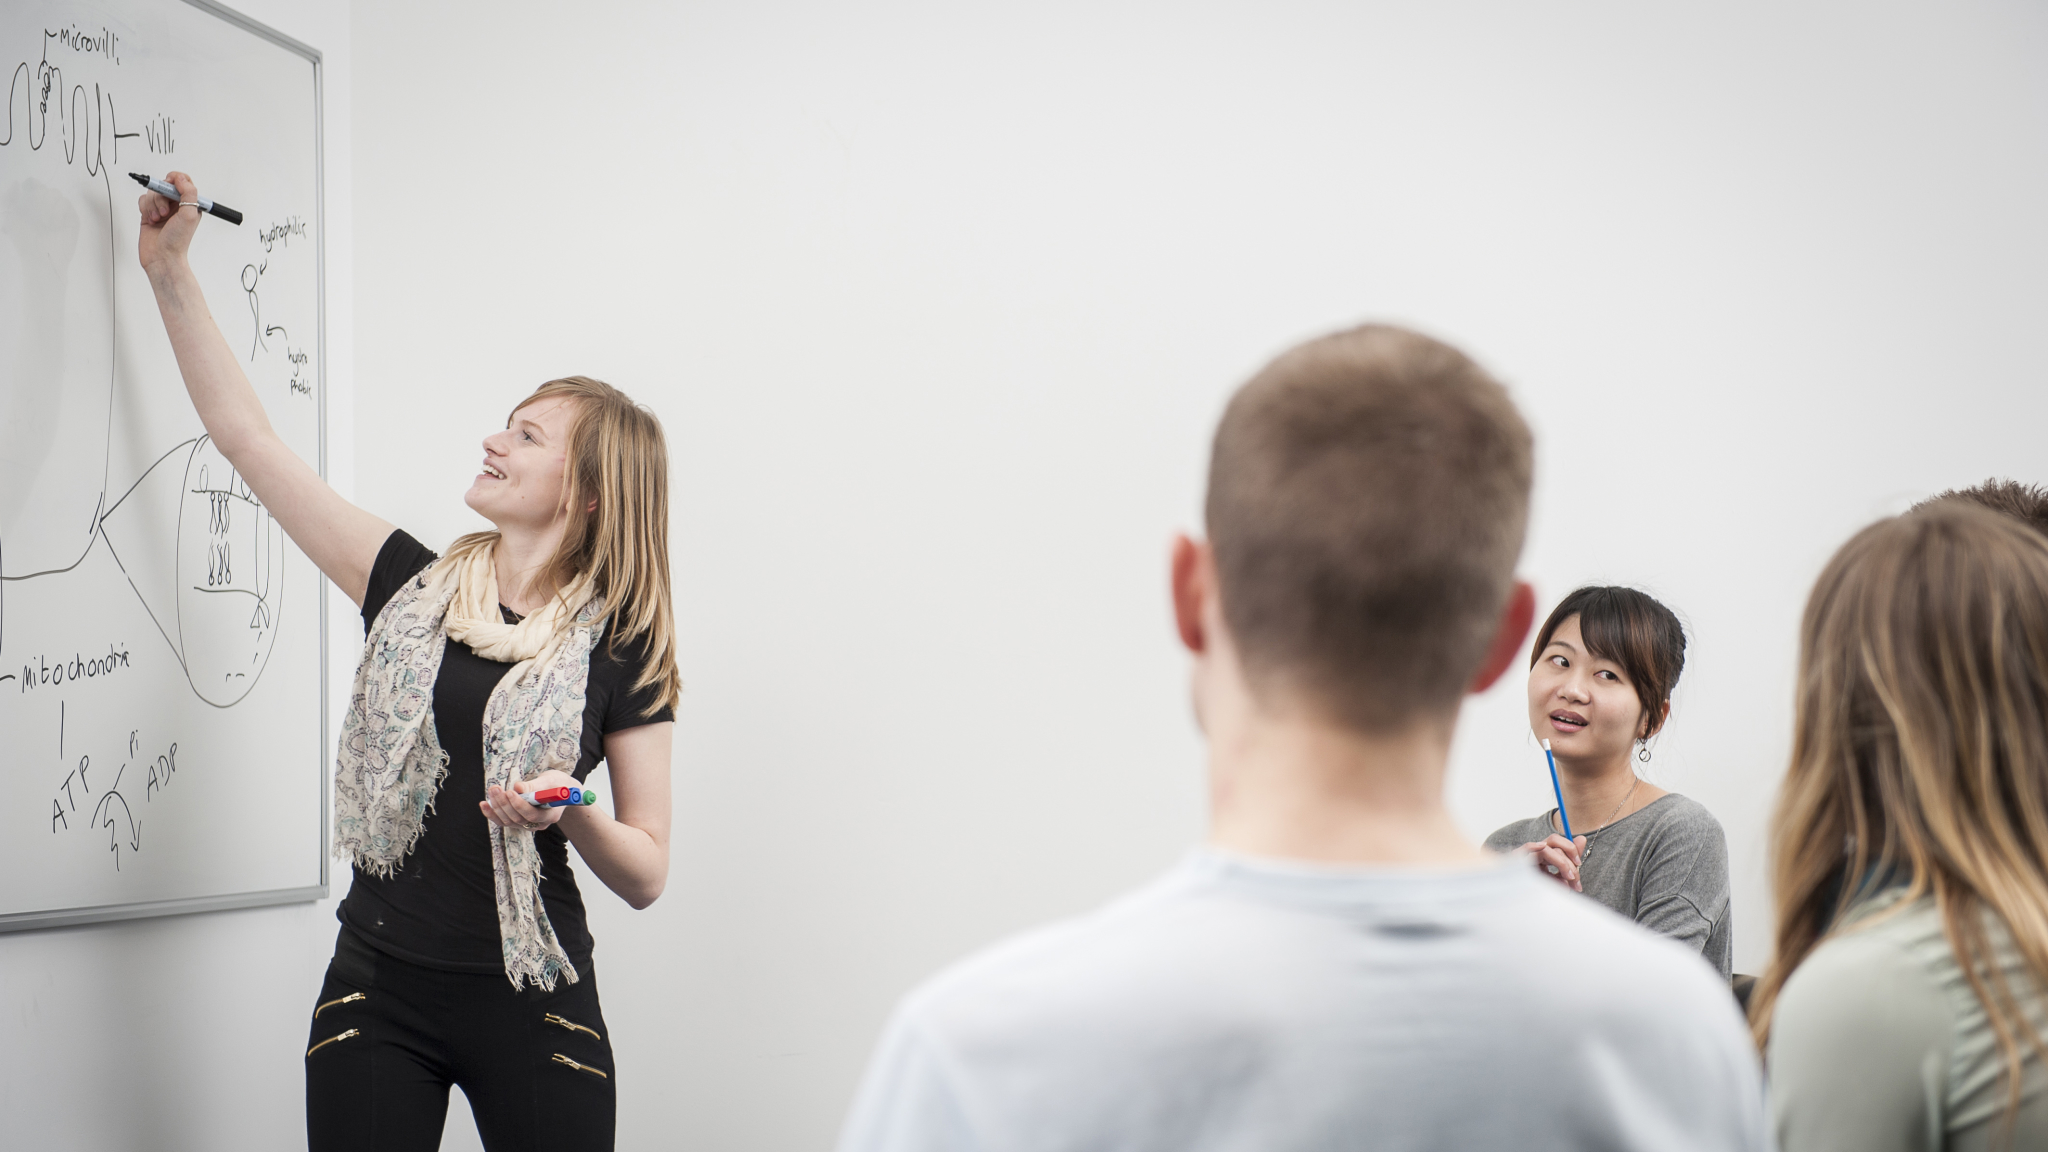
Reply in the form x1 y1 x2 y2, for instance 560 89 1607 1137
1579 776 1640 863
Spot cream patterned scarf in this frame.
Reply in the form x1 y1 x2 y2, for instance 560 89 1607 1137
333 543 602 990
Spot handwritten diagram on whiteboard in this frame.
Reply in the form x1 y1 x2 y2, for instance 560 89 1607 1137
1 0 325 930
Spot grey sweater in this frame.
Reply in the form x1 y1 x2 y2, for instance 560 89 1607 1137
1485 793 1733 978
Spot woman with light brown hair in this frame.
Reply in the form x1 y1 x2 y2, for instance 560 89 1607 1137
1754 503 2048 1151
140 174 677 1151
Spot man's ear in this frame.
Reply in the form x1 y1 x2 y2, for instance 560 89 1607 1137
1468 580 1536 693
1171 534 1210 655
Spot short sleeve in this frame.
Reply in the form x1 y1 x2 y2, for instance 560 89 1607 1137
360 530 439 631
595 628 674 733
1633 804 1733 975
835 1004 982 1152
1768 931 1952 1152
570 617 675 777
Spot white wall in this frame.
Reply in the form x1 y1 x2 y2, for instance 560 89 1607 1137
11 2 2048 1151
343 2 2048 1148
0 1 356 1149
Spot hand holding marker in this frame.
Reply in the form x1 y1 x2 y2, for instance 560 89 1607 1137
1538 739 1587 888
130 172 243 225
525 785 598 808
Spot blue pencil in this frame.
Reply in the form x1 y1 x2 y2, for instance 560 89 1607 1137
1542 739 1574 840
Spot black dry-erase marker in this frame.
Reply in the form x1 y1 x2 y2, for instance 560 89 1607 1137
130 172 243 225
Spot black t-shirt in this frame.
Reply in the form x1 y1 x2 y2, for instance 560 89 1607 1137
337 530 673 972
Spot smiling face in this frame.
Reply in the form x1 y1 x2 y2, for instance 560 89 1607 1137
1526 614 1652 765
463 396 582 533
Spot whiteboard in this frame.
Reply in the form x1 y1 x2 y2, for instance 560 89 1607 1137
0 0 324 930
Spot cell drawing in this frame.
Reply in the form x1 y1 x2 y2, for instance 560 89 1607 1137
175 439 285 705
89 437 287 707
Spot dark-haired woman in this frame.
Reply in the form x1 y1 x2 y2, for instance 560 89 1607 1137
1484 587 1734 977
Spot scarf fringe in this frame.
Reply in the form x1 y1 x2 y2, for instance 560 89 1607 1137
341 714 450 881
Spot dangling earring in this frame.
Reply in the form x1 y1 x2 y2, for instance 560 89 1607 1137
1637 740 1652 764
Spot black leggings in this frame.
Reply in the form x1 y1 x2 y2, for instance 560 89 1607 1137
305 928 616 1152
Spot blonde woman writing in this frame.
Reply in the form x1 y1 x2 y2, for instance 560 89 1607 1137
1755 503 2048 1151
140 173 679 1152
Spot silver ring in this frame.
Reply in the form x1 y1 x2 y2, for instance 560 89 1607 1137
178 201 201 211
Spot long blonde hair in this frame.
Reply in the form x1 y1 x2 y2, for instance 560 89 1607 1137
1751 503 2048 1120
444 376 680 715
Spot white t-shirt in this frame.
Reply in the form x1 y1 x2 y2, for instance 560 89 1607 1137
837 850 1767 1152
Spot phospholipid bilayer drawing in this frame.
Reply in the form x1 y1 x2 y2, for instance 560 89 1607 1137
2 21 313 870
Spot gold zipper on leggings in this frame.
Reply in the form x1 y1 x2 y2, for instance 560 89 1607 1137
551 1053 609 1079
307 1029 360 1057
544 1012 602 1041
315 992 366 1018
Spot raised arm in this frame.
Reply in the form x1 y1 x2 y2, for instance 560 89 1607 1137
138 171 391 607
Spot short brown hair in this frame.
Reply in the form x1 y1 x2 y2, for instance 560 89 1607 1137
1529 586 1686 740
1916 477 2048 539
1205 324 1533 732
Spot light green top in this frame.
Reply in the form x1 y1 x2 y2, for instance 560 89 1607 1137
1769 892 2048 1152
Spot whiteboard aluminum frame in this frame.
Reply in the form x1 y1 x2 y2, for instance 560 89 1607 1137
0 0 330 934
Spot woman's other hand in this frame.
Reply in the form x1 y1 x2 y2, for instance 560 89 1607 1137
480 770 580 831
138 170 203 276
1518 834 1588 892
